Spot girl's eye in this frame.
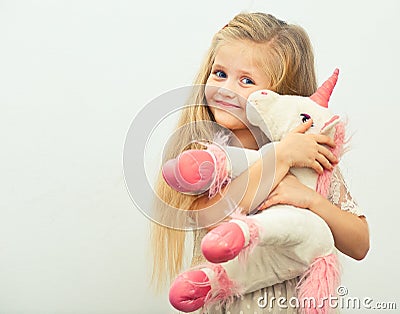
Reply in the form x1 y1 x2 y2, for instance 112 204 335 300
241 77 255 85
214 70 227 78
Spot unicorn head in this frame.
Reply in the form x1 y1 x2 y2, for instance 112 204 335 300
246 69 340 142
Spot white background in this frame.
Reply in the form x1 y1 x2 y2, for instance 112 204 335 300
1 0 399 313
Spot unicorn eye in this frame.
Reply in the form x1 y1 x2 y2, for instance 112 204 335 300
300 113 314 126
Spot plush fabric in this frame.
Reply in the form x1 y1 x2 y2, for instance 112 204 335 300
167 69 344 314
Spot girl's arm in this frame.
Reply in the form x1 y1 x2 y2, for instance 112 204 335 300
310 196 369 260
194 120 337 216
260 172 370 260
194 142 288 213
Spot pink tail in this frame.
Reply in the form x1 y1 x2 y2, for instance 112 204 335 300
296 254 341 314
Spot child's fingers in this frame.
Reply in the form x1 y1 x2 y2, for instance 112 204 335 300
258 196 278 211
310 160 324 175
316 154 333 172
257 202 267 211
290 119 313 134
314 134 336 148
318 145 338 164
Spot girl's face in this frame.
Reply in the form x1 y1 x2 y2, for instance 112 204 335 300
205 40 270 132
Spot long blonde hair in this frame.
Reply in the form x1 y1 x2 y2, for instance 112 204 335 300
150 12 318 291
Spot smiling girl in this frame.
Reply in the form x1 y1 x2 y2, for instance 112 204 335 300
151 12 369 313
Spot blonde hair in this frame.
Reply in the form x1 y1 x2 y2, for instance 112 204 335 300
150 12 318 291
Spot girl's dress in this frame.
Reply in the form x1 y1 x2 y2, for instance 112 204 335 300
190 167 364 314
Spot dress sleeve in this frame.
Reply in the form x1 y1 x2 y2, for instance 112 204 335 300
327 167 365 217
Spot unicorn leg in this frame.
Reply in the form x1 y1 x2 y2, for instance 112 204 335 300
201 206 339 297
169 265 240 313
169 269 211 312
201 218 258 263
202 206 335 265
162 149 217 195
170 206 339 312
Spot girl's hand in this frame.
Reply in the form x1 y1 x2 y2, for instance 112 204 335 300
258 173 320 210
276 119 338 174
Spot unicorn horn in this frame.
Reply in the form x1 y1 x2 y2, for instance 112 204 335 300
310 68 339 108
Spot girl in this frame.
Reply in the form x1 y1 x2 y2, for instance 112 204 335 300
151 12 369 313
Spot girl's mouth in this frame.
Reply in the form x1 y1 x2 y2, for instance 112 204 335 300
215 100 241 109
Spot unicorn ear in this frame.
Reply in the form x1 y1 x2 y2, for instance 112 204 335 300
310 69 339 108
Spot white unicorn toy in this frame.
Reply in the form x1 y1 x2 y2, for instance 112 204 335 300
164 69 344 314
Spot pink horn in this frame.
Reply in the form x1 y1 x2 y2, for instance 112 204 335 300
310 68 339 108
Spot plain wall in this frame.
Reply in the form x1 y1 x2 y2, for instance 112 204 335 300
1 0 399 313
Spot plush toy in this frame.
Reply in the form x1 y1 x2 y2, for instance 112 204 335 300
165 69 345 314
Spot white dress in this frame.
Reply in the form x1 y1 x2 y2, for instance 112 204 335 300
190 167 365 314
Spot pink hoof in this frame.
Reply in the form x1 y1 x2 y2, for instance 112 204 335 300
201 222 245 263
162 149 216 194
169 270 211 312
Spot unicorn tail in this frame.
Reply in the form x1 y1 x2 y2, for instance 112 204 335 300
296 253 341 314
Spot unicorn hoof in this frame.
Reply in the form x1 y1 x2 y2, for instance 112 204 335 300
162 149 216 195
169 270 211 312
201 222 245 263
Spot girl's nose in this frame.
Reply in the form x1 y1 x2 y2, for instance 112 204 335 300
217 86 236 98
